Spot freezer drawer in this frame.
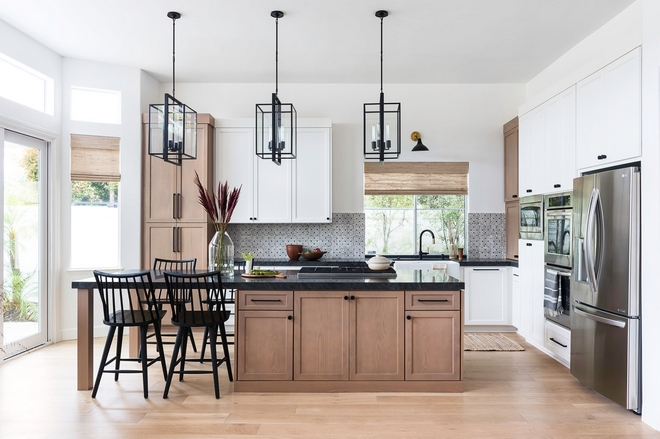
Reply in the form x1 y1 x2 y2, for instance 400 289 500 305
570 303 639 411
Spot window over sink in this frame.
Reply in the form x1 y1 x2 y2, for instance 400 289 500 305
365 195 466 255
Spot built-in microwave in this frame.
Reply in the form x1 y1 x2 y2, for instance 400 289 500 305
520 195 544 240
544 192 572 268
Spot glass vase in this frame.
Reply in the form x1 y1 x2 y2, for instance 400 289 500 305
209 230 234 276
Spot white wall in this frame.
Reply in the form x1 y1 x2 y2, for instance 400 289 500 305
168 82 525 214
640 0 660 430
58 59 144 341
521 0 642 114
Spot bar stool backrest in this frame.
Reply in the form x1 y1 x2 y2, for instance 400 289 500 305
152 258 197 302
93 270 158 325
163 271 226 325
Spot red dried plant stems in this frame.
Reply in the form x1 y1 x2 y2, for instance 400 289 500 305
194 171 241 229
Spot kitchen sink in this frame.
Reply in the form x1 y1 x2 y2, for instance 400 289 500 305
393 261 448 271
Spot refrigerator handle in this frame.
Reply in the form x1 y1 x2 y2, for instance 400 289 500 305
594 189 605 289
573 307 626 328
585 188 599 295
575 238 588 283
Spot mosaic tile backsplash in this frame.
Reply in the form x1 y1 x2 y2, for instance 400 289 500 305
467 213 506 259
227 213 365 261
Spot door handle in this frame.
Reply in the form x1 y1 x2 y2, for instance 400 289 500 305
573 307 626 328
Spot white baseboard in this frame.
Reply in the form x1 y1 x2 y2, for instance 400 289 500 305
464 325 517 333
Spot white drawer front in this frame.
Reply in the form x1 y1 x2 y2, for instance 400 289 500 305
544 321 570 362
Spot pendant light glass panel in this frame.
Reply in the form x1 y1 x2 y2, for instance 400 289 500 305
256 94 297 163
149 93 197 166
363 102 401 161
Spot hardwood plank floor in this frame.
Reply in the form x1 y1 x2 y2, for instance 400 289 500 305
0 333 657 438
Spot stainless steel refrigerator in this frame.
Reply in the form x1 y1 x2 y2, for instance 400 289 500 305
571 166 641 412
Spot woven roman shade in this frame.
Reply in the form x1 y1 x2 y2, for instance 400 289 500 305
70 134 120 182
364 162 468 195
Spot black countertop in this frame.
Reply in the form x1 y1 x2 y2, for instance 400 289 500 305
246 258 518 268
72 268 464 291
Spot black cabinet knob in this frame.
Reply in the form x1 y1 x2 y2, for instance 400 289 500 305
327 217 330 220
344 296 348 300
512 195 518 198
526 243 532 247
554 184 561 188
350 296 355 300
526 189 532 193
406 315 412 320
287 315 292 320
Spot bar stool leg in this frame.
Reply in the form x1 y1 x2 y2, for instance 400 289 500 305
114 326 124 381
179 328 189 382
139 325 149 398
153 320 168 380
163 328 184 399
209 326 220 399
92 326 116 399
218 321 233 382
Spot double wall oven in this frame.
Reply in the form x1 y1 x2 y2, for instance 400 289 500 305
544 192 573 328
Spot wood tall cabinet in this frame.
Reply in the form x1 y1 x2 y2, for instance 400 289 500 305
504 117 519 261
141 113 215 269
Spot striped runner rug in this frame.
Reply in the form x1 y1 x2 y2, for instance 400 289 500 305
464 333 525 351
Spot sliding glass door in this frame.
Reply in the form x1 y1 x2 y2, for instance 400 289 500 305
1 130 48 359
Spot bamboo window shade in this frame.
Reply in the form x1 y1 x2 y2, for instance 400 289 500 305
364 162 468 195
70 134 120 182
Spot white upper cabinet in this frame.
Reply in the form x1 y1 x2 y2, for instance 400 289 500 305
519 86 576 196
216 119 332 224
293 128 332 223
542 86 576 193
576 48 641 170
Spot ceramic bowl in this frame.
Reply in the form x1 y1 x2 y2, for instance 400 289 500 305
367 254 392 271
300 250 327 260
286 244 303 261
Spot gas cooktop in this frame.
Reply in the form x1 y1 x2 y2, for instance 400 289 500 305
297 266 397 279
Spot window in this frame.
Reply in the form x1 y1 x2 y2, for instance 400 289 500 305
70 134 120 268
365 195 466 255
0 52 54 114
70 86 121 124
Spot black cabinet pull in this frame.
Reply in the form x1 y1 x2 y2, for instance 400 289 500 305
172 227 176 252
350 296 355 300
597 154 607 160
417 299 449 303
526 243 532 247
514 254 518 258
344 296 348 300
554 184 561 188
526 189 532 193
173 194 177 219
287 315 293 320
251 299 282 303
473 268 500 271
327 217 330 220
406 315 411 320
178 193 182 218
549 337 567 348
512 195 518 198
513 274 519 277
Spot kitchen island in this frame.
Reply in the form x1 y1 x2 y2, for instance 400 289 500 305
229 269 464 392
72 268 464 392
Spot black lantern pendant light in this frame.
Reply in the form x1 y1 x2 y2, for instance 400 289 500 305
256 11 297 165
364 10 401 164
148 11 197 166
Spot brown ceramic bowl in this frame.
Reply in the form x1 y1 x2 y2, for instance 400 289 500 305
300 250 327 260
286 244 303 261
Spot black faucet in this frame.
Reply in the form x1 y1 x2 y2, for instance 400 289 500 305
419 229 436 259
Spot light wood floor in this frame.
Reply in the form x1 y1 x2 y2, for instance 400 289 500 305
0 333 657 439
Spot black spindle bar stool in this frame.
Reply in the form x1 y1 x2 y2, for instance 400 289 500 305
92 270 168 399
148 258 198 353
163 270 233 399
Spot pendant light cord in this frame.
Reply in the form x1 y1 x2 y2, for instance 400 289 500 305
171 15 176 97
275 16 279 95
380 15 383 93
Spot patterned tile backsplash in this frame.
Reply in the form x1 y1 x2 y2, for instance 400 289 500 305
467 213 506 259
227 213 365 261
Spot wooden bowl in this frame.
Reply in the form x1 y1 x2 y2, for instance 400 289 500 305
300 251 327 260
286 244 303 261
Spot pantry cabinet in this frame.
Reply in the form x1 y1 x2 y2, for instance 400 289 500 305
517 239 545 345
216 119 332 223
141 114 215 268
576 48 641 170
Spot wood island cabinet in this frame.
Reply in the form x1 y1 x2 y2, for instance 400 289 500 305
235 289 463 392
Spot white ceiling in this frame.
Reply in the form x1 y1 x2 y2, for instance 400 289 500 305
0 0 636 84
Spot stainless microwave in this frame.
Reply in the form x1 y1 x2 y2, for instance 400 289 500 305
520 195 544 240
544 192 572 268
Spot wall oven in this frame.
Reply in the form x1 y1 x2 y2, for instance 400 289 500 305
544 192 572 268
520 195 544 240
